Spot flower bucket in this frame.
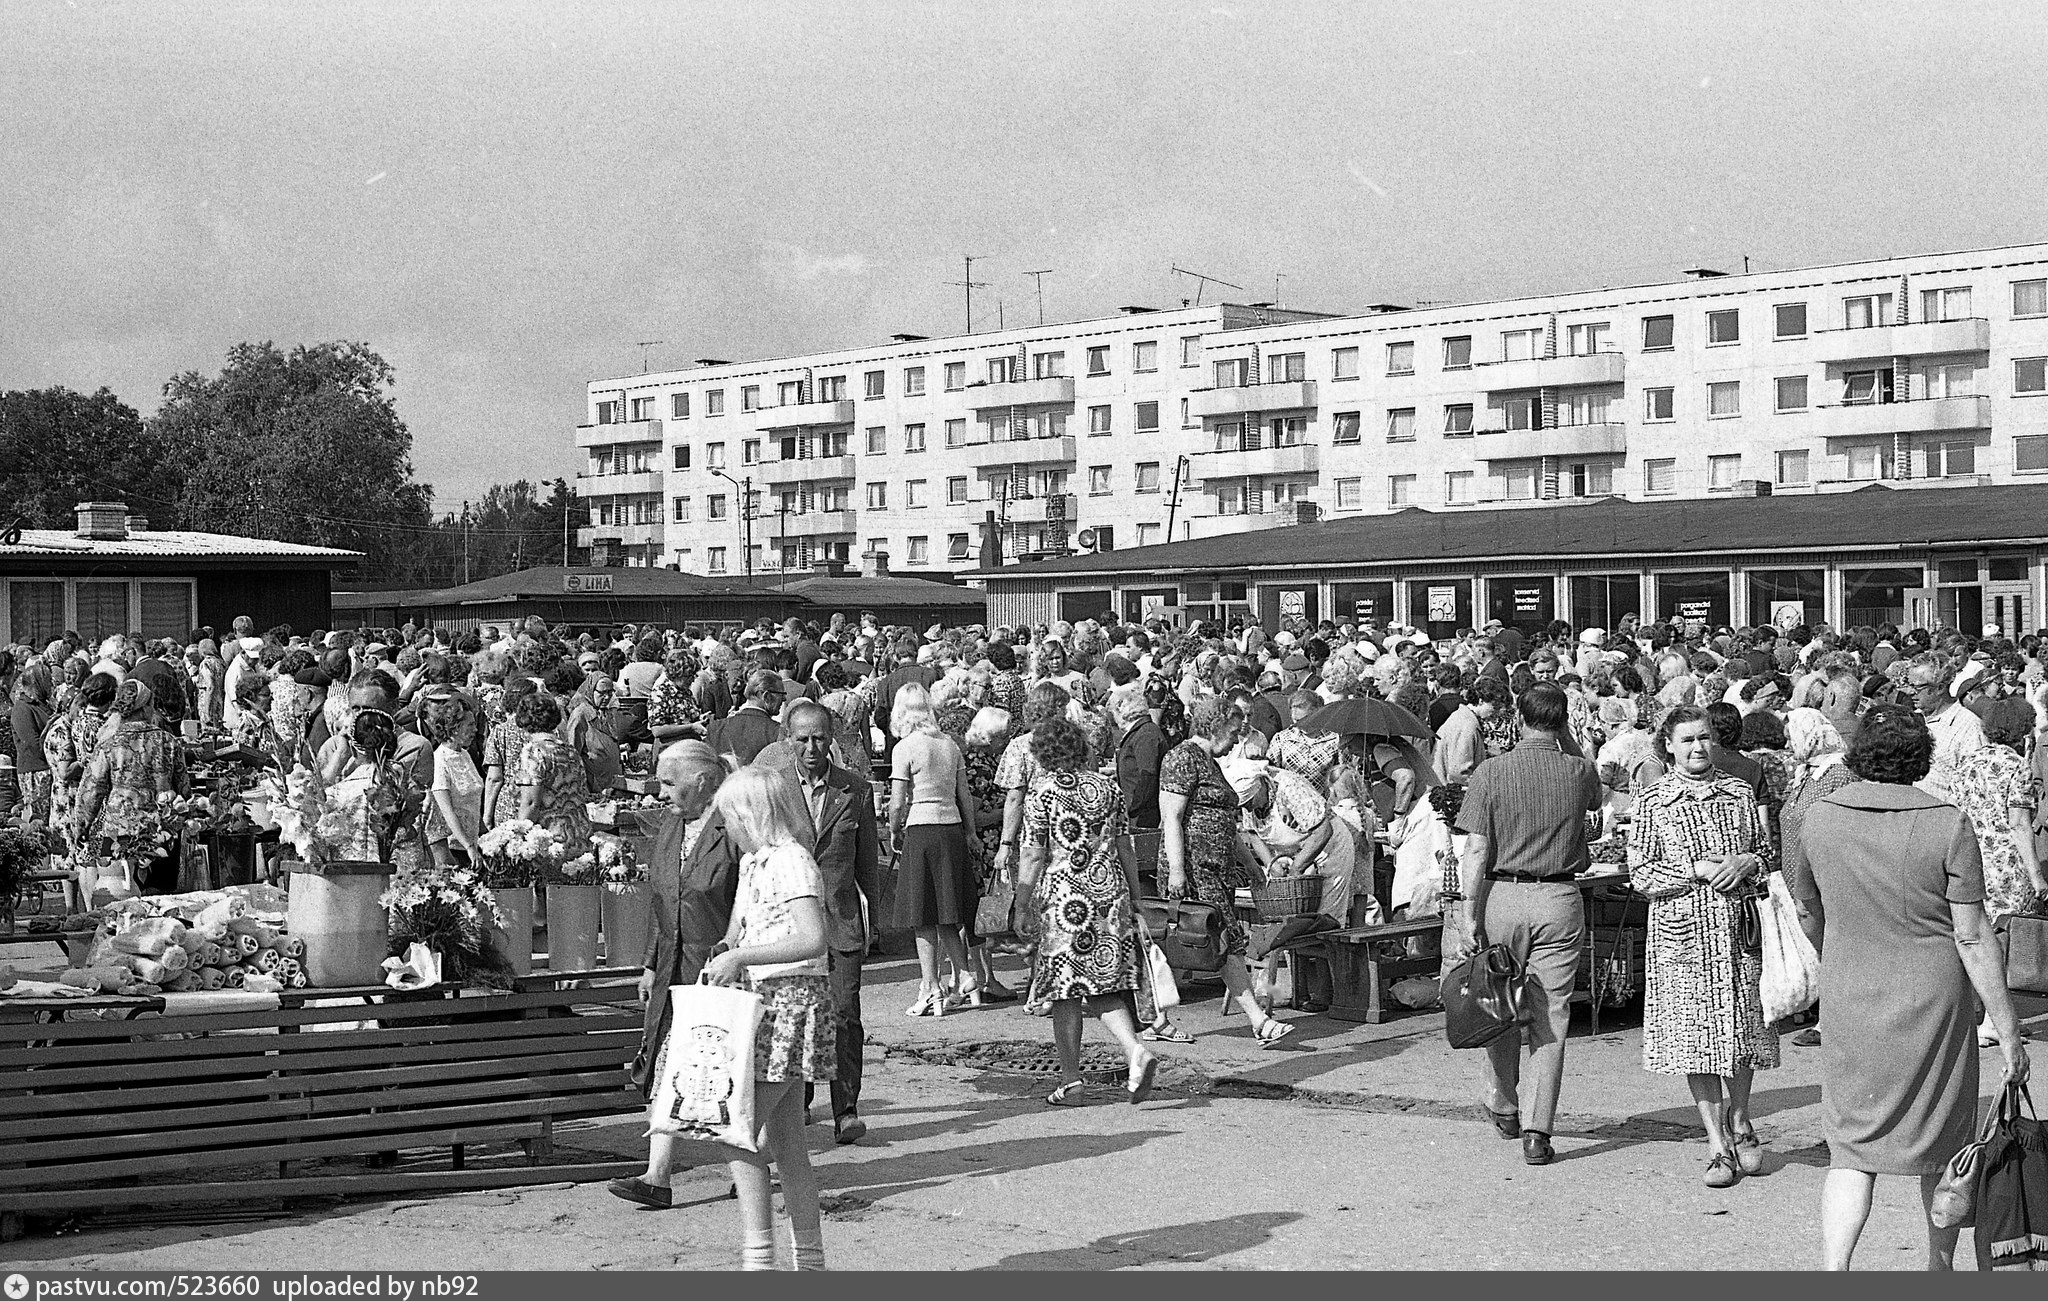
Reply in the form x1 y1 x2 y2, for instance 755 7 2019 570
602 884 652 967
547 884 602 973
285 859 393 988
487 886 535 976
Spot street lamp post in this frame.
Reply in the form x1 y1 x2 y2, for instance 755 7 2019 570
713 469 754 581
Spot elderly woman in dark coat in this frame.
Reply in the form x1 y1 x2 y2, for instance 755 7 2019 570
1797 704 2032 1271
612 740 739 1211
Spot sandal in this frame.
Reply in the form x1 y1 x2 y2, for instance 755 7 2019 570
1703 1151 1742 1188
1127 1052 1160 1105
905 989 944 1018
1254 1016 1295 1049
1045 1081 1093 1107
1732 1129 1764 1176
1142 1023 1195 1044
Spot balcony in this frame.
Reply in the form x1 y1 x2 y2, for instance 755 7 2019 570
575 470 663 496
1471 352 1626 392
574 418 662 449
1189 380 1318 419
575 521 665 549
1182 511 1307 540
1191 442 1320 480
758 454 858 485
771 509 858 539
1811 317 1990 362
754 400 856 430
1004 494 1076 526
1810 395 1992 440
965 376 1076 409
956 435 1078 469
1473 422 1627 462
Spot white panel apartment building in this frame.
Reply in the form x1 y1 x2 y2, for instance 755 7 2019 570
575 241 2048 575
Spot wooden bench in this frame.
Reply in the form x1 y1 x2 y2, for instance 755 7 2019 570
1287 917 1443 1024
0 966 646 1239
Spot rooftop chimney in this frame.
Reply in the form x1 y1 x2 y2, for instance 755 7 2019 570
125 511 150 533
810 556 849 578
862 549 890 580
74 501 130 541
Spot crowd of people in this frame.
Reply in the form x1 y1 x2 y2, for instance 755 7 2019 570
2 604 2042 1269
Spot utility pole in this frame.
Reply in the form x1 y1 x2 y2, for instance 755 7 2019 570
945 255 988 334
561 479 571 565
1023 269 1053 325
460 501 471 585
1274 273 1285 306
635 340 665 373
1164 456 1189 544
778 496 792 588
714 468 753 581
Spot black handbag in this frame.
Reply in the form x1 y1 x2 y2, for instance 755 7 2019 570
1974 1081 2048 1271
1441 943 1528 1049
1136 897 1228 974
1735 893 1763 957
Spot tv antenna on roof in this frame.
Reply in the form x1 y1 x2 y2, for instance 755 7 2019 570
634 340 665 373
1023 269 1054 325
945 256 989 334
1170 264 1247 306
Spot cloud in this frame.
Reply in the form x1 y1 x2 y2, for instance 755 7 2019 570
758 241 868 282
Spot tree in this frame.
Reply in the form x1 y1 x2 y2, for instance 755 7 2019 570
0 387 179 530
382 478 583 588
151 342 434 576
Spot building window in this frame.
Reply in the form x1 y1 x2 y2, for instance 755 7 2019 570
1332 477 1361 510
1776 450 1809 485
1086 345 1110 376
1135 462 1161 493
740 385 760 412
1444 470 1474 505
1921 287 1973 322
1644 387 1675 422
707 546 727 573
1389 474 1415 506
742 438 761 465
865 426 887 454
1564 322 1612 354
863 370 884 399
1843 293 1893 329
1644 458 1676 494
595 399 622 424
629 396 655 421
705 389 725 416
1213 358 1250 388
1442 336 1472 369
706 442 726 470
1842 368 1894 404
906 479 927 508
1136 523 1160 546
1031 351 1066 379
1707 381 1740 418
2014 280 2048 319
1774 376 1809 411
1497 463 1536 501
1556 392 1610 427
2015 357 2047 394
1642 315 1675 351
943 361 965 391
2015 435 2048 472
929 418 956 449
1845 442 1887 480
1500 328 1542 362
1708 454 1742 489
1088 465 1112 496
1386 408 1416 442
707 494 727 520
671 497 691 523
904 536 928 565
1568 462 1616 497
776 380 802 407
1496 394 1537 431
1929 441 1977 478
1926 362 1976 399
1706 309 1740 345
670 392 690 419
1774 303 1808 338
1269 352 1306 383
672 444 691 469
1181 336 1202 367
948 533 971 561
904 365 925 396
1442 403 1475 436
1088 405 1112 436
1180 398 1193 427
1332 346 1360 380
818 375 846 402
866 482 887 510
904 423 926 453
1375 341 1414 376
1332 411 1361 444
947 476 969 504
1129 401 1157 433
1132 340 1158 372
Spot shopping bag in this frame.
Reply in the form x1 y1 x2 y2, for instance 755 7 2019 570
1930 1086 2008 1228
976 877 1016 939
1140 934 1180 1012
2005 915 2048 995
1757 874 1820 1023
1974 1081 2048 1271
1440 943 1527 1049
647 977 762 1151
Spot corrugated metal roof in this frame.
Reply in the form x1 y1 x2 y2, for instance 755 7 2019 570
409 566 774 607
973 484 2048 581
772 575 987 607
0 529 363 561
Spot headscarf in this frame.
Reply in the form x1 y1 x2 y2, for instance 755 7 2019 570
97 678 155 747
1783 706 1845 794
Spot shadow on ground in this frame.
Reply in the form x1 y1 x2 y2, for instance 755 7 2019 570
977 1211 1305 1270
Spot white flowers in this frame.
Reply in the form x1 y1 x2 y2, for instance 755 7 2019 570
476 819 568 863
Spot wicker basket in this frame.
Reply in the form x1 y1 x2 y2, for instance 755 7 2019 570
1249 874 1324 922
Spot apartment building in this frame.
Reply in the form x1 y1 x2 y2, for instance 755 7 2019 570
574 240 2048 573
573 303 1333 575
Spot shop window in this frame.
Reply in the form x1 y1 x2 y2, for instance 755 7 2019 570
1747 569 1824 630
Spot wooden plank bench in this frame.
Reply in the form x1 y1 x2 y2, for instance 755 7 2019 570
0 966 647 1239
1285 917 1443 1024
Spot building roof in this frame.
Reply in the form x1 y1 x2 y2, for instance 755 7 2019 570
408 566 772 607
974 484 2048 581
771 574 988 609
0 529 363 562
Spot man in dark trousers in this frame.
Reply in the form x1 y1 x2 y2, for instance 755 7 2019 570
1112 687 1166 831
706 669 785 767
753 701 883 1144
1447 682 1602 1168
614 740 738 1209
872 639 937 758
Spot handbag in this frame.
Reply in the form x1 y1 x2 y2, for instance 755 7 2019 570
646 975 762 1151
1974 1081 2048 1271
1930 1083 2010 1228
1136 896 1228 974
1140 934 1181 1012
1440 943 1528 1049
2006 914 2048 996
975 877 1016 940
1756 873 1820 1023
1734 891 1763 957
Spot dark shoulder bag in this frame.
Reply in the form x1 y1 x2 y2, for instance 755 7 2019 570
1441 943 1529 1049
1136 897 1227 973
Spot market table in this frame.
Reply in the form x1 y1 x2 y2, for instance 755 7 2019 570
0 965 646 1240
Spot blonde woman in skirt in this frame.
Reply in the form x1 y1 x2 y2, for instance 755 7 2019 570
701 766 836 1271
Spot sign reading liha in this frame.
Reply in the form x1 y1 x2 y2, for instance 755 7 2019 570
564 573 614 594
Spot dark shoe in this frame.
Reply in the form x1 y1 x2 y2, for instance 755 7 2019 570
979 980 1021 1003
607 1177 673 1209
1522 1132 1554 1166
1484 1106 1521 1140
1791 1028 1821 1048
834 1113 867 1145
1704 1152 1742 1188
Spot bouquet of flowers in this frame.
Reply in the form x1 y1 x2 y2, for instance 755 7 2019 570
262 758 407 872
474 819 564 889
380 862 512 989
0 826 51 921
551 850 600 887
594 837 646 894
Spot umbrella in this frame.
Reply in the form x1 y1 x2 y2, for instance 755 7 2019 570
1299 696 1430 740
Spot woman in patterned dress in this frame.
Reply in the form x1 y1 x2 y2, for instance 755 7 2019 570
1945 706 2047 1047
76 679 189 899
514 693 593 861
1016 717 1159 1106
1629 705 1779 1189
481 678 538 828
1157 695 1292 1047
1267 692 1343 795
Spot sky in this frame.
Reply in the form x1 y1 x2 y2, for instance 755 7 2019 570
8 0 2048 508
